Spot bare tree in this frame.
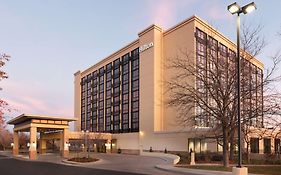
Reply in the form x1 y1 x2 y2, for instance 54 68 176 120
166 46 237 167
0 53 10 129
0 129 12 150
166 23 281 167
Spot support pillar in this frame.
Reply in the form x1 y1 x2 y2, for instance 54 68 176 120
190 152 195 165
106 140 111 153
61 128 69 158
29 127 37 160
39 139 47 154
39 132 46 154
13 130 19 156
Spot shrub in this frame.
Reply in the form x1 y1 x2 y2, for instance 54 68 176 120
117 148 121 154
211 154 223 161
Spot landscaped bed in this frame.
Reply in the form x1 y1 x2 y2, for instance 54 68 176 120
68 157 99 163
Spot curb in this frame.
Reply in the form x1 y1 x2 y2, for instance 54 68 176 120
140 152 180 164
155 164 234 175
61 158 101 166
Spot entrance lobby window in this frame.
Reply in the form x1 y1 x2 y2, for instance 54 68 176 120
188 138 207 153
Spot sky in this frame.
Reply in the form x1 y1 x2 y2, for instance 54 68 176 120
0 0 281 122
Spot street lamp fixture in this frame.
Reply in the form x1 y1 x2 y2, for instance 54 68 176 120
228 2 241 14
242 2 257 14
228 2 257 15
227 1 257 170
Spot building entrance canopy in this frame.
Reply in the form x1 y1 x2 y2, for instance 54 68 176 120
8 114 76 160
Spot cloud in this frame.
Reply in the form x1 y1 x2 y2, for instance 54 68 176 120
144 0 197 28
206 4 232 20
1 80 73 119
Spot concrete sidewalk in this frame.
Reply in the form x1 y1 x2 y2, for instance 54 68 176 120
156 164 259 175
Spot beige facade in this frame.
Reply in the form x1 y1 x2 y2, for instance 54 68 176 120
74 15 270 154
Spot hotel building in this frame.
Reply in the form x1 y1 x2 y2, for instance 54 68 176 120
74 15 277 155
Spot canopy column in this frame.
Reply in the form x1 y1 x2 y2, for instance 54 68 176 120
12 130 19 156
29 126 37 160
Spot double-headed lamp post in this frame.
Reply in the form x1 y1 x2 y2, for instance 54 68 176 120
227 1 257 169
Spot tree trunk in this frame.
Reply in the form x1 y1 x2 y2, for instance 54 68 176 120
223 129 230 167
229 130 235 161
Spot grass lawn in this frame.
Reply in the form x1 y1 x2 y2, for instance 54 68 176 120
176 165 281 175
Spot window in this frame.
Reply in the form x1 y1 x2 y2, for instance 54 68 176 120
114 86 120 95
275 139 280 154
99 84 104 92
81 48 140 134
106 108 111 115
123 94 129 103
132 69 139 80
114 96 120 104
250 138 259 153
196 29 207 41
123 83 129 93
132 101 139 112
106 99 111 107
122 104 129 113
122 74 129 83
264 138 271 154
132 59 139 69
188 138 207 153
132 80 139 91
122 64 129 74
106 90 111 97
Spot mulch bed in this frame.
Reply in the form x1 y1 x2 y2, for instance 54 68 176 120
68 157 99 163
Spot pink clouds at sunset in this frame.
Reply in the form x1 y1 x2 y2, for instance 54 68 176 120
144 0 197 28
2 80 72 119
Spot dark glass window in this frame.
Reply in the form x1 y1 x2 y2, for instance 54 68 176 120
250 138 259 153
123 84 129 93
130 48 139 132
106 90 111 97
275 139 280 154
123 94 129 103
81 48 140 134
264 138 271 154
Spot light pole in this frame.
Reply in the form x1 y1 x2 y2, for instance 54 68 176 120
86 130 90 158
227 1 257 169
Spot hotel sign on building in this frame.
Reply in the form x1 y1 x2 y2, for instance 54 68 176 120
139 42 154 53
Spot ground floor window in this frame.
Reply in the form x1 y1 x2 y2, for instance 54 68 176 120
250 138 259 153
188 138 207 153
275 138 280 154
264 138 271 154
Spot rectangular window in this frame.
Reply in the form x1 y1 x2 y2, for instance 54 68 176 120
250 138 259 153
81 48 140 134
188 138 207 153
275 139 280 154
123 93 129 103
123 83 129 94
264 138 271 154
